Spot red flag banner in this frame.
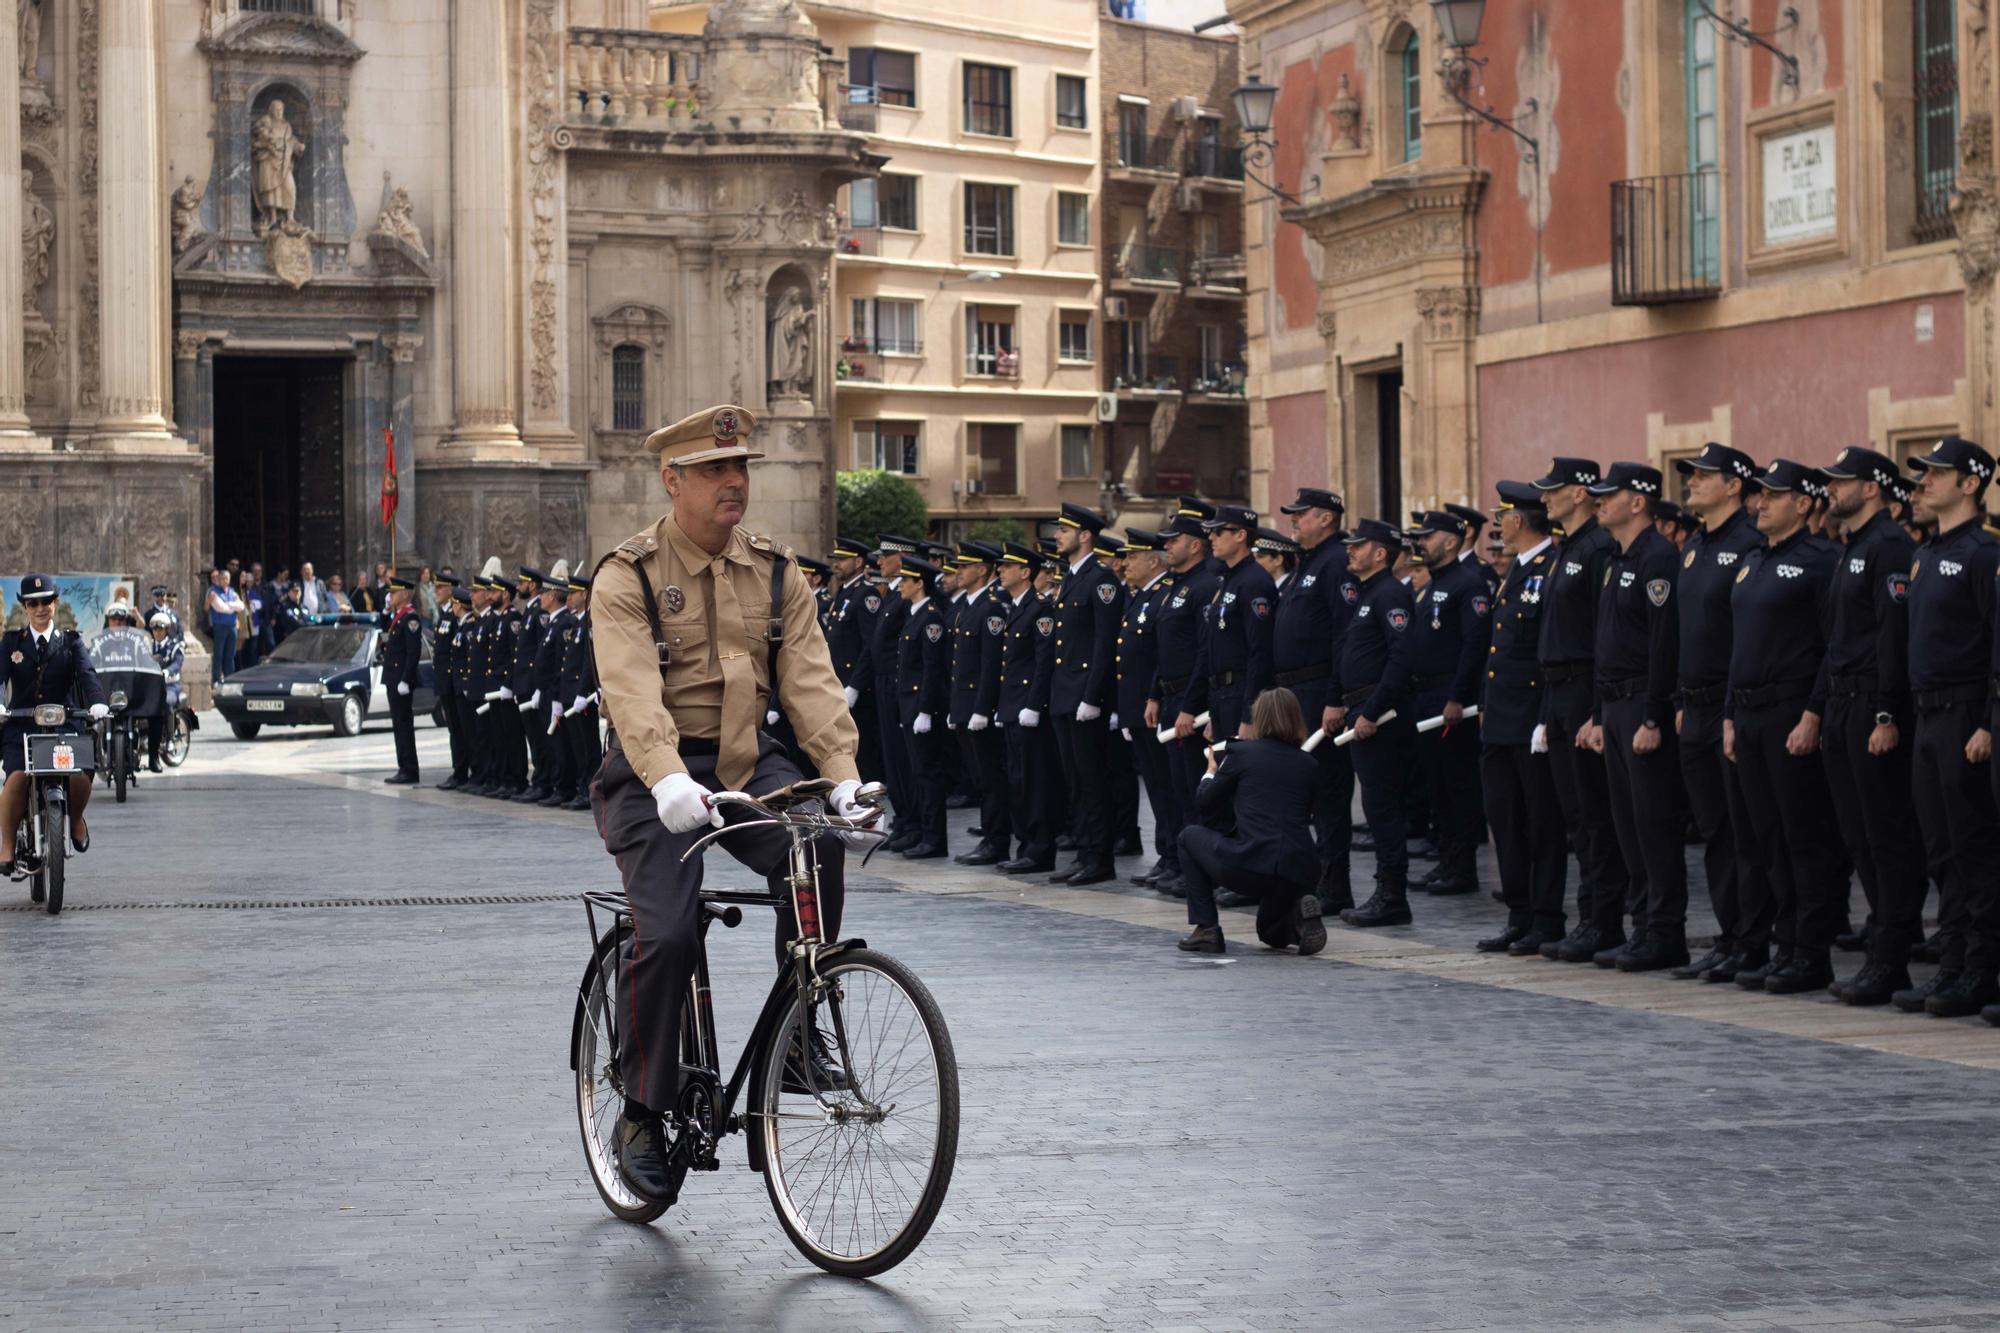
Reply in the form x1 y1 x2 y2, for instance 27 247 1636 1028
380 425 399 527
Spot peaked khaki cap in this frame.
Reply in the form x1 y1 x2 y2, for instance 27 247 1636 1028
645 404 764 465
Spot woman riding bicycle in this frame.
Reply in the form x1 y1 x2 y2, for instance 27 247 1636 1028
589 403 876 1205
1 573 108 876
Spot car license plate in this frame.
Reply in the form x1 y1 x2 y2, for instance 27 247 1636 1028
247 699 285 713
50 744 73 771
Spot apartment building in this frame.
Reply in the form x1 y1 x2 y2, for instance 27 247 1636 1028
1099 12 1250 504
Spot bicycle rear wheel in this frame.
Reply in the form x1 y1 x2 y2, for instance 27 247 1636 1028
165 712 191 767
574 926 668 1224
40 802 63 915
112 728 127 803
757 947 958 1277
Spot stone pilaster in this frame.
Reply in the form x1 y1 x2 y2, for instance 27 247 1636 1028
93 0 178 448
0 0 41 441
446 0 522 449
1954 4 2000 452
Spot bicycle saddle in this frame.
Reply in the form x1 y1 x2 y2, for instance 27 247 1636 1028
757 778 839 811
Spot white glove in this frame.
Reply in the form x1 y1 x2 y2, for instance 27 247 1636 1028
766 710 780 726
1108 712 1120 730
946 715 957 730
88 703 109 721
843 685 859 708
525 690 541 710
1531 723 1548 755
571 695 589 714
1018 708 1040 728
968 713 990 732
913 712 932 734
498 686 515 701
396 681 410 697
652 772 723 834
550 700 566 720
1121 727 1132 741
829 778 876 822
1075 702 1101 722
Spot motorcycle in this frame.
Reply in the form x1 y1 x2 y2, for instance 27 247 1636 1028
91 670 162 804
7 704 90 914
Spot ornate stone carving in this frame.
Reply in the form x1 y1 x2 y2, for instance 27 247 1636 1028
170 175 205 256
1416 286 1480 340
173 330 205 361
730 204 768 244
78 0 100 409
485 493 533 569
251 99 306 234
524 0 564 413
16 0 40 82
0 500 35 570
538 490 583 562
767 283 814 398
776 189 816 245
265 222 314 289
383 332 422 363
434 504 471 571
1315 309 1338 339
368 179 426 258
724 268 752 405
1320 215 1466 283
20 167 52 315
1330 73 1360 151
1953 114 2000 295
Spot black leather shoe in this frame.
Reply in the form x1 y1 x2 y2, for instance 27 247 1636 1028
967 825 984 839
512 787 550 804
614 1114 677 1204
1423 877 1479 896
70 822 87 855
563 795 592 812
148 756 163 773
1178 924 1225 953
1834 962 1910 1006
1983 1002 2000 1027
435 775 464 791
1593 939 1636 970
1350 829 1376 854
998 856 1055 874
383 772 417 785
1507 931 1554 958
1703 949 1763 984
1065 863 1116 887
1476 925 1529 954
1154 877 1187 899
1763 951 1835 994
1131 859 1172 887
1925 970 1999 1017
1834 923 1871 953
1054 833 1077 852
1294 896 1328 956
0 858 15 880
1672 946 1730 980
945 792 976 809
538 791 569 807
1113 835 1143 857
954 844 1007 867
1315 866 1353 915
1215 888 1254 909
1544 925 1607 963
1616 937 1690 973
1047 864 1083 884
782 1027 855 1095
1340 890 1412 928
901 842 948 860
1894 967 1957 1013
1735 950 1788 990
1408 838 1439 861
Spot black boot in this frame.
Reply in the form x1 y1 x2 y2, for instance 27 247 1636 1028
1475 924 1530 954
1593 938 1637 969
1671 944 1732 980
1894 966 1959 1013
1703 947 1764 984
1924 969 1999 1018
1315 864 1353 914
1546 925 1611 963
1507 930 1556 957
1339 877 1412 928
1834 961 1911 1006
1834 922 1872 953
1616 934 1691 973
1294 895 1328 957
1735 948 1789 990
1763 949 1835 994
1178 924 1225 953
614 1112 677 1204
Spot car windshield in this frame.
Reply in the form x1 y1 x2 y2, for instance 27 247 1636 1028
266 625 371 666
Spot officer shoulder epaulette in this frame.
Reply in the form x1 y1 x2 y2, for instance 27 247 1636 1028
742 530 796 562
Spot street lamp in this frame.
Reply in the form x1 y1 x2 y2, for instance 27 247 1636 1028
1228 74 1300 205
1427 0 1539 166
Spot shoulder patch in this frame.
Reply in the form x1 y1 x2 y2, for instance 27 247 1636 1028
1472 594 1491 618
986 615 1005 635
1887 573 1909 604
1386 607 1408 633
1340 583 1358 605
864 594 881 612
925 622 943 642
1647 578 1671 607
1096 581 1116 604
406 619 420 633
1250 596 1271 619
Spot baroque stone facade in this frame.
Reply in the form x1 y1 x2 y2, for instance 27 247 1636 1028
0 0 869 603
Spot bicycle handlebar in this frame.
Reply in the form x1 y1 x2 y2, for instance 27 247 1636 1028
678 781 891 863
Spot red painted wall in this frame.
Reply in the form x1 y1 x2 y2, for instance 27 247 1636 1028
1477 295 1964 493
1271 46 1358 331
1266 389 1329 506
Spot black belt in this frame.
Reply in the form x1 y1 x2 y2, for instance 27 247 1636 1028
675 737 721 757
1411 672 1452 691
1729 677 1815 709
1829 673 1878 698
1342 685 1376 708
1544 662 1591 686
1273 664 1329 687
1599 675 1647 703
1915 683 1988 710
1155 673 1189 696
1209 671 1243 688
1678 683 1726 707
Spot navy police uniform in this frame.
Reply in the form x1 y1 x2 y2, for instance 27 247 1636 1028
1272 487 1358 908
1114 532 1177 883
1405 511 1492 894
872 537 919 845
380 581 423 783
1049 504 1121 884
1185 506 1275 742
1334 519 1418 921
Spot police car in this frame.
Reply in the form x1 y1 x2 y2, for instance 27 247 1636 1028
212 614 437 740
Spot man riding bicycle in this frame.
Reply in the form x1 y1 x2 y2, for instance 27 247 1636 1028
589 403 874 1204
1 574 109 876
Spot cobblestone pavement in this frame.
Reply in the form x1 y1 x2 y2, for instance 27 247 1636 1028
5 715 2000 1331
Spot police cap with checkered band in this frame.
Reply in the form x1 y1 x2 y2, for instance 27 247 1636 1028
1585 461 1665 498
1907 435 1995 483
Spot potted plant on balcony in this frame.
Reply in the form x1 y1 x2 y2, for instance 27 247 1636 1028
841 334 869 352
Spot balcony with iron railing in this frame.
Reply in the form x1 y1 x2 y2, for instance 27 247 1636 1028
1110 131 1180 178
1114 354 1180 396
1186 253 1247 294
1185 142 1244 184
1111 243 1181 290
568 28 706 124
1610 172 1722 306
838 224 880 256
1187 364 1248 402
835 337 925 387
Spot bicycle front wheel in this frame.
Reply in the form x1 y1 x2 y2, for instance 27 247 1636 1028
757 947 958 1277
165 712 191 767
574 926 668 1224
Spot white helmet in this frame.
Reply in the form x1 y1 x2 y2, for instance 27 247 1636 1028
106 600 136 623
148 611 173 630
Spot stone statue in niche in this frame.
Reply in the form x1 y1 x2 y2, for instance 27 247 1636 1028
370 182 428 258
768 286 815 398
21 167 52 316
170 175 204 256
252 101 306 235
16 0 40 83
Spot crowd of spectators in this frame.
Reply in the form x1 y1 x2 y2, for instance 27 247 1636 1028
194 558 439 683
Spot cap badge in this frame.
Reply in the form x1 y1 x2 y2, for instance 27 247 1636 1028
714 409 739 441
664 585 686 614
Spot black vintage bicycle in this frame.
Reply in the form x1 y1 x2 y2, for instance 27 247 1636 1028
569 778 959 1277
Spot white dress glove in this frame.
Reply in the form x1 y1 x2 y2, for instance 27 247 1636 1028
913 712 932 734
1108 712 1119 730
829 778 874 821
1075 702 1101 722
652 773 723 834
766 710 780 726
497 686 515 701
525 690 541 710
88 703 109 721
1531 723 1548 755
1018 708 1040 728
968 713 990 732
843 685 860 708
1121 727 1132 741
396 681 410 697
571 695 590 714
946 715 957 730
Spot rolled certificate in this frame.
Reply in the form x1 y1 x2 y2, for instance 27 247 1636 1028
1154 710 1213 744
1301 728 1329 754
1416 705 1480 734
1333 708 1398 747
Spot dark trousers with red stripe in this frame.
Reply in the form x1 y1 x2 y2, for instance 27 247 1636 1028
592 736 845 1117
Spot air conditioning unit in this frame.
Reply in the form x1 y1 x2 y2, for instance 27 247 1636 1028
1103 296 1129 319
1174 182 1201 212
1171 95 1201 122
1096 392 1118 423
966 478 986 495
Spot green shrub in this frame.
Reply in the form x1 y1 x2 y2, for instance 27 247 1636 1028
836 469 930 542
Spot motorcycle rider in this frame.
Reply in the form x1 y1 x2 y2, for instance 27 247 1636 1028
148 612 185 771
1 574 109 876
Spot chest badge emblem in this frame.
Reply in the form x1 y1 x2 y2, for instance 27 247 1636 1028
664 585 686 614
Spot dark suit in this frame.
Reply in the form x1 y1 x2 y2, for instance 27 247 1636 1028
872 592 913 832
827 578 880 785
896 598 950 851
1118 573 1178 870
381 607 423 778
1480 542 1566 936
1051 556 1120 869
998 588 1057 862
1178 738 1319 941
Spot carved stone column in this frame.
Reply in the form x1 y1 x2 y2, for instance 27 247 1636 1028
446 0 522 449
519 1 575 449
0 0 40 440
94 0 178 447
1954 4 2000 451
